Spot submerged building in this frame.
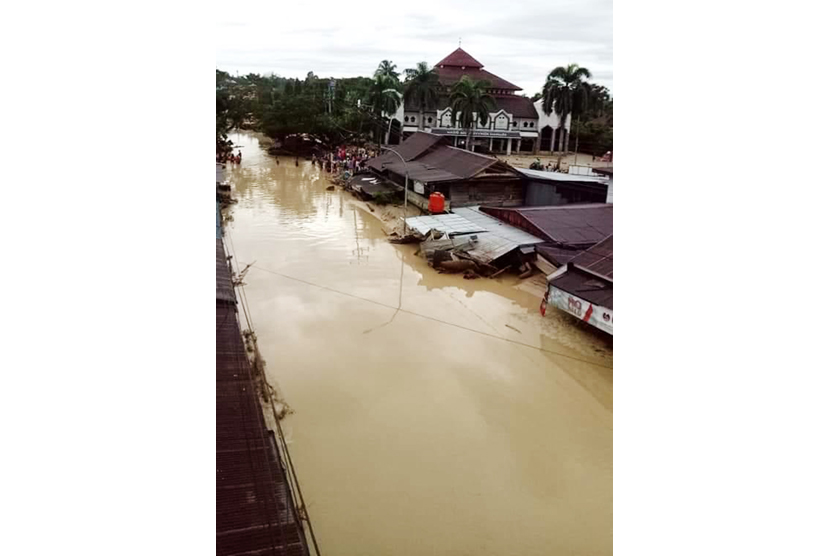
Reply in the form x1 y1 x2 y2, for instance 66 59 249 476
367 131 525 209
388 48 570 155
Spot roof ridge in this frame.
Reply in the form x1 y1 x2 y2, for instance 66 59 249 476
445 145 498 161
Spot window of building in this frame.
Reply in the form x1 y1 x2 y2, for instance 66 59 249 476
428 117 433 124
529 122 534 128
404 116 409 123
512 121 517 127
523 121 528 128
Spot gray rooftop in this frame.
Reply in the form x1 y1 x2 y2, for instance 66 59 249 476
406 206 543 264
516 167 609 184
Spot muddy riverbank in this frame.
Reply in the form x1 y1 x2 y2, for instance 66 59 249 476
222 130 612 556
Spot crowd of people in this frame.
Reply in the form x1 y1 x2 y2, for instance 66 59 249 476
529 158 565 172
312 146 376 176
217 150 242 165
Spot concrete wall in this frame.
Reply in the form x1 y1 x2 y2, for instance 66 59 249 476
524 180 608 207
533 99 571 132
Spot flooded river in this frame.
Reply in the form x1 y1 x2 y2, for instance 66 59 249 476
222 131 613 555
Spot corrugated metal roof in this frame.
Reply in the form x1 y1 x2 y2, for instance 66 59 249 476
571 235 613 279
551 265 613 309
216 239 235 303
216 237 309 556
368 132 444 173
216 201 222 239
417 146 499 179
405 213 486 236
452 207 544 245
535 243 583 266
480 204 612 248
406 206 543 263
517 167 609 184
369 133 512 184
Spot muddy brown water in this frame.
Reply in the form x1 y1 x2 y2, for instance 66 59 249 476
222 131 613 555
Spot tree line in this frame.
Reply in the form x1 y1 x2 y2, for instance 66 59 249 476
217 60 612 156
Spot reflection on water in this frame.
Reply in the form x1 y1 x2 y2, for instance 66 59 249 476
223 131 613 556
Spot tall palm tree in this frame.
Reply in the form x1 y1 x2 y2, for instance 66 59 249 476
403 62 440 131
541 64 592 154
375 60 400 83
449 76 496 152
366 74 401 147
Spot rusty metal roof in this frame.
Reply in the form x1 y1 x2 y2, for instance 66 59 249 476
480 204 612 248
571 235 613 279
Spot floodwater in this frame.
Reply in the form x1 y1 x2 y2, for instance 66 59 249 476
222 131 613 555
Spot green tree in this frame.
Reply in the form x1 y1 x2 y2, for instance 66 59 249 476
375 60 400 83
366 74 402 147
449 76 495 152
403 61 440 131
541 64 592 154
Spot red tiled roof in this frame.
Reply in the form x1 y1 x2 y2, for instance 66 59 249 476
436 47 484 68
436 66 521 91
404 94 537 119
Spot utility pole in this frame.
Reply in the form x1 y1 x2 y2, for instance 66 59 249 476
381 147 410 235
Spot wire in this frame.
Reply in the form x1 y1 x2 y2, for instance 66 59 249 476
247 262 612 370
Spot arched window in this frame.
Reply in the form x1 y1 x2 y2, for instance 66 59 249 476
428 117 433 124
523 121 528 128
529 122 534 128
404 116 409 123
512 121 517 127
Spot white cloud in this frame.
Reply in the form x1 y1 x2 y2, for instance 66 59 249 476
216 0 612 93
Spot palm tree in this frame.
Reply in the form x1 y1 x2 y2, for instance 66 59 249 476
365 74 401 147
375 60 400 83
541 64 592 154
449 76 496 152
403 62 440 131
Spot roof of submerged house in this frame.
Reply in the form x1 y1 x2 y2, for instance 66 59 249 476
571 235 613 279
551 265 613 309
480 204 613 248
369 132 520 184
405 206 544 264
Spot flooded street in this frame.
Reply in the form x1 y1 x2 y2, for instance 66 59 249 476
222 131 613 555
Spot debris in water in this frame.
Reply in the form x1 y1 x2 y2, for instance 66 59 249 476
326 185 335 191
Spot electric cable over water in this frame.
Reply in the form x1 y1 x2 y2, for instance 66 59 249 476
246 262 612 370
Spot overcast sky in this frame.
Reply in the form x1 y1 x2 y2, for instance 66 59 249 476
216 0 612 95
